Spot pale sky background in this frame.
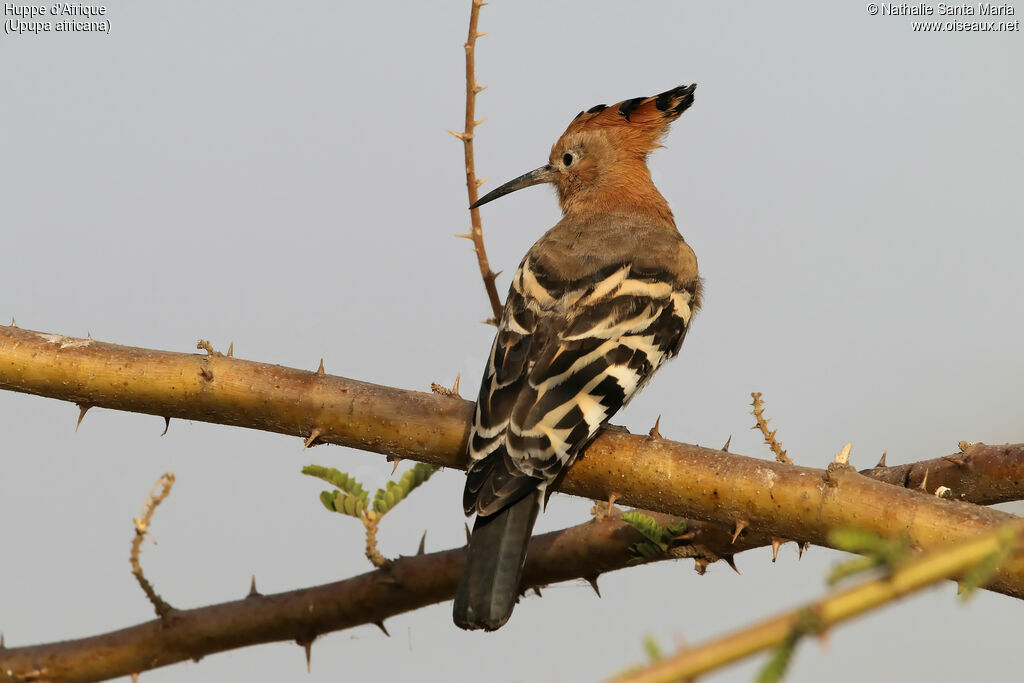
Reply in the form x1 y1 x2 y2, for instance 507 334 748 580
2 2 1022 681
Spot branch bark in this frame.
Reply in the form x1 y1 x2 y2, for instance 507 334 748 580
0 511 708 682
858 443 1024 505
2 324 1023 598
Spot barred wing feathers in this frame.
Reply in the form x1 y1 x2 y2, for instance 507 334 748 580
464 244 699 517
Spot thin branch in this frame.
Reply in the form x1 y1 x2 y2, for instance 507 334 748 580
2 325 1024 599
858 442 1024 505
751 391 791 464
0 511 707 682
129 473 176 622
449 0 503 321
615 521 1024 683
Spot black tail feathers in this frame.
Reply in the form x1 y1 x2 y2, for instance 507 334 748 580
453 492 541 631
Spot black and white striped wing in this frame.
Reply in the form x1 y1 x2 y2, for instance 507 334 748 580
464 258 697 517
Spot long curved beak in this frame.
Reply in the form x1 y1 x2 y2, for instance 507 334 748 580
470 165 555 209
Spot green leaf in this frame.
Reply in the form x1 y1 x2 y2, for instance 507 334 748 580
373 463 440 515
642 634 663 663
664 519 689 539
826 555 882 585
621 512 689 565
621 511 667 546
959 525 1017 601
396 462 440 496
302 465 370 507
318 490 337 512
826 528 910 585
756 610 822 683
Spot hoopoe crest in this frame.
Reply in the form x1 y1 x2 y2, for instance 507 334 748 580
454 84 702 631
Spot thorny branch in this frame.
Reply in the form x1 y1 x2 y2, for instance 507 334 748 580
1 325 1024 595
449 0 504 323
0 510 711 682
129 473 176 622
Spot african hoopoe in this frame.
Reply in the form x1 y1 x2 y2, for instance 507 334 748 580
453 84 702 631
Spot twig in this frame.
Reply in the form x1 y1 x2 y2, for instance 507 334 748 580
130 473 176 622
362 513 392 569
449 0 503 322
615 521 1024 683
751 392 792 464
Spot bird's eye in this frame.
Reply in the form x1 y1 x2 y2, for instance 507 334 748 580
563 153 573 167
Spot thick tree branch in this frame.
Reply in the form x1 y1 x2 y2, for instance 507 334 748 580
1 325 1023 600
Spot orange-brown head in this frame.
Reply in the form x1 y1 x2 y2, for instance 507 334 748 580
471 84 695 218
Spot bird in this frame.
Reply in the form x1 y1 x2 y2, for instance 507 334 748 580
453 84 702 631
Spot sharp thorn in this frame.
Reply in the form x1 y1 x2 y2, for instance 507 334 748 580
723 555 740 575
798 541 811 559
446 129 467 141
391 457 402 475
473 118 486 127
226 342 234 358
771 538 785 562
918 468 930 492
303 640 312 673
454 233 474 240
876 451 887 468
586 575 601 598
532 586 542 597
10 317 16 327
131 674 139 683
248 575 261 598
465 522 472 545
731 520 748 544
605 493 619 518
75 404 91 432
304 427 323 450
474 85 487 93
417 530 427 555
374 621 390 637
721 435 732 452
160 416 170 437
834 443 852 465
648 415 662 440
317 358 325 377
475 31 489 38
957 580 966 595
475 176 489 188
0 632 5 648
